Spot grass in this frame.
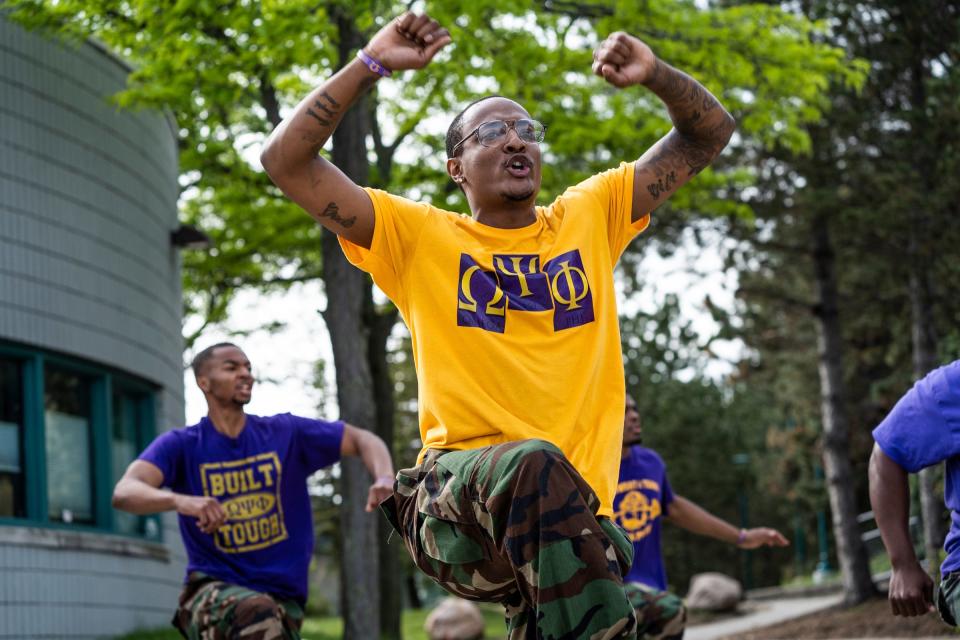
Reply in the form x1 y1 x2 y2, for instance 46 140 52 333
116 604 507 640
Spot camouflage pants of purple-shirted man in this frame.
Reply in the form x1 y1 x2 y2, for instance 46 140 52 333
380 438 641 639
172 572 304 640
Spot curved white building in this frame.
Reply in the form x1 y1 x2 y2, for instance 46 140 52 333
0 15 186 639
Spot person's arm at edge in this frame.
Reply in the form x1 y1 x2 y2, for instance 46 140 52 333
259 13 451 250
593 34 736 223
868 443 935 616
666 495 789 549
112 459 227 534
340 424 395 512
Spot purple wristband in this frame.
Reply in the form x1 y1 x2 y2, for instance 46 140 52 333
737 529 747 545
356 49 392 78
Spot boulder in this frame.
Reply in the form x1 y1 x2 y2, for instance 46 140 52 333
425 597 485 640
686 572 743 611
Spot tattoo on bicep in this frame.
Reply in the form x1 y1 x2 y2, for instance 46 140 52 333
639 131 718 199
681 141 715 175
318 201 356 229
662 131 718 177
646 171 678 200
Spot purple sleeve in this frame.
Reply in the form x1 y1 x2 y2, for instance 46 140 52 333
873 361 960 472
661 469 675 514
138 430 184 487
290 415 344 473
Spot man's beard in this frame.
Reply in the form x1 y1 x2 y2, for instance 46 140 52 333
624 435 643 446
503 189 535 202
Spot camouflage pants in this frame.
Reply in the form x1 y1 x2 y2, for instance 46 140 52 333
937 571 960 627
172 572 304 640
625 582 686 639
381 438 639 639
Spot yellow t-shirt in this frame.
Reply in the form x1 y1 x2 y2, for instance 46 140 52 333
340 162 649 516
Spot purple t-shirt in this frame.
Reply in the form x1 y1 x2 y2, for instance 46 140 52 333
139 413 344 603
872 360 960 576
614 445 675 590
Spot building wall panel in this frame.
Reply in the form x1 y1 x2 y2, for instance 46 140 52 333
0 15 189 638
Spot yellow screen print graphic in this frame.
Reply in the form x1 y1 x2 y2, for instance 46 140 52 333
615 479 662 542
200 452 288 553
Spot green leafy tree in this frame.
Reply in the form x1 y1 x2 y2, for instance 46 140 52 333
713 0 959 604
6 0 865 633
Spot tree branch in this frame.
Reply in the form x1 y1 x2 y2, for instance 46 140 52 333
260 73 282 129
386 78 442 157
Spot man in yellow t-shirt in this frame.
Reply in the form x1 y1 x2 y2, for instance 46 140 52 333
261 11 735 639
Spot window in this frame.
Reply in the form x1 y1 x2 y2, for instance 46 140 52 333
112 389 151 536
0 343 158 538
44 366 94 525
0 358 25 518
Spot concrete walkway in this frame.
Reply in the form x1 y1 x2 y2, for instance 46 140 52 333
685 593 845 640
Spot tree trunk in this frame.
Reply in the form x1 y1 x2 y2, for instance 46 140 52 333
367 294 402 639
322 235 380 639
906 44 945 576
908 223 944 572
322 12 380 639
810 217 876 605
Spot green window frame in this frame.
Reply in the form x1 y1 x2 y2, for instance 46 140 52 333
0 341 161 540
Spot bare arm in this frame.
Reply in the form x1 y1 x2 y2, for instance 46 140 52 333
260 13 451 249
869 443 935 616
593 33 736 222
112 460 227 534
666 495 789 549
340 424 395 512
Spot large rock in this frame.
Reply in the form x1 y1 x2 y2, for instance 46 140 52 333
686 572 743 611
425 597 486 640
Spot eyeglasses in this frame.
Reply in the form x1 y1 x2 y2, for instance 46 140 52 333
451 119 546 155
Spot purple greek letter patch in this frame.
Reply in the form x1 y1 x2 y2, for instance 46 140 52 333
492 254 553 312
456 254 507 333
545 250 594 331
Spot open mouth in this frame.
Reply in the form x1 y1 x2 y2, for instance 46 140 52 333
505 155 532 178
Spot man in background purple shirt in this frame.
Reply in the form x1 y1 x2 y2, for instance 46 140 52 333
112 342 395 640
870 359 960 626
615 394 788 639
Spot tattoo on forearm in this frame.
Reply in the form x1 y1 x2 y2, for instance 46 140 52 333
305 91 341 128
318 201 356 228
649 61 724 133
313 99 336 118
306 108 330 126
320 91 340 108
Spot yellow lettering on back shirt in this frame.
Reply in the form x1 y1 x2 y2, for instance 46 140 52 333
339 162 648 516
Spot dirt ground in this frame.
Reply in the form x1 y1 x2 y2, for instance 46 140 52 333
716 597 956 639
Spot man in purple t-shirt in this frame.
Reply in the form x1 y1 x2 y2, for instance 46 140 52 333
112 343 395 639
870 360 960 626
615 394 788 639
